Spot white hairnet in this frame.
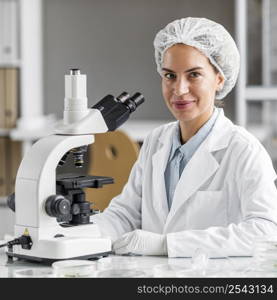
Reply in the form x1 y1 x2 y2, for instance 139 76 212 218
153 17 240 99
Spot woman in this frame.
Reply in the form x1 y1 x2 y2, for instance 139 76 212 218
91 17 277 257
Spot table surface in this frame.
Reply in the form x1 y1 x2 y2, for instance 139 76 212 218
1 244 277 278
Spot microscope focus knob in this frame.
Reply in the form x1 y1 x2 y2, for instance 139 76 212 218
45 195 71 218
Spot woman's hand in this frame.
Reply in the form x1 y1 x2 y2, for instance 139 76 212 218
112 229 167 256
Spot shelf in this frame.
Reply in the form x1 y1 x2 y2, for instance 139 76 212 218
9 114 58 142
235 0 277 128
0 129 11 137
0 62 21 68
10 127 55 141
246 124 270 142
246 86 277 101
7 120 272 144
8 119 170 143
0 197 7 207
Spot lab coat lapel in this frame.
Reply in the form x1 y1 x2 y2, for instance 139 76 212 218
165 145 219 226
164 109 234 228
152 124 177 225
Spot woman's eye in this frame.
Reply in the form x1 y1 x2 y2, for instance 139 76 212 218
164 73 176 80
189 72 201 78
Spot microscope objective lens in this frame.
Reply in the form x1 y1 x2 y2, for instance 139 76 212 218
74 158 84 168
70 146 87 168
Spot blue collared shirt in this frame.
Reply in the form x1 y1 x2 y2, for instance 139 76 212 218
164 107 219 210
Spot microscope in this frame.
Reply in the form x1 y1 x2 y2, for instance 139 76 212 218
5 69 144 263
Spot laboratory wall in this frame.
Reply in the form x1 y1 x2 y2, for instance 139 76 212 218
43 0 236 122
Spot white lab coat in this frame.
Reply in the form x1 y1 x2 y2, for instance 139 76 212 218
91 108 277 257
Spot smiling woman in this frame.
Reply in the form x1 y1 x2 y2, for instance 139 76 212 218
91 17 277 259
161 44 224 143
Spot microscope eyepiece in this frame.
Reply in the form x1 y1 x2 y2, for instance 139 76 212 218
116 92 130 103
92 91 145 131
130 92 145 107
124 92 145 112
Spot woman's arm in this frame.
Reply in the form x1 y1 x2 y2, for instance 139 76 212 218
167 144 277 257
90 133 150 241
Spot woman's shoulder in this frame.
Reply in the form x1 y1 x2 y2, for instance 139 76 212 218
143 121 177 143
229 123 266 154
227 123 276 178
138 121 177 156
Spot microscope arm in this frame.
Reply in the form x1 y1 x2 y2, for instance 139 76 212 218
55 108 108 135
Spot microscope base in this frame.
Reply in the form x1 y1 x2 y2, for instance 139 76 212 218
6 236 112 264
6 251 111 265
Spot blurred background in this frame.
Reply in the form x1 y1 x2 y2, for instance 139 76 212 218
0 0 277 238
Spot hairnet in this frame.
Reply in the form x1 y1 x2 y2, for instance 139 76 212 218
153 17 240 99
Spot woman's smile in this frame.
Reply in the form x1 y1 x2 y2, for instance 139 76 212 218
171 100 196 111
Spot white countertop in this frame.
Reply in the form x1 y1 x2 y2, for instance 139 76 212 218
0 245 276 278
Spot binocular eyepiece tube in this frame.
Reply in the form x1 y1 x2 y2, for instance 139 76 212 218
116 92 145 112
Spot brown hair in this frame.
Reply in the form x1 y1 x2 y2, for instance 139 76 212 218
212 64 225 108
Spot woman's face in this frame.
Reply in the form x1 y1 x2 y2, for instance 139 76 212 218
162 44 224 123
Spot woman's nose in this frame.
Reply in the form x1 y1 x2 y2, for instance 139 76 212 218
173 78 189 96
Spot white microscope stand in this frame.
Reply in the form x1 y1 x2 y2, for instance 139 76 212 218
6 68 144 263
6 70 113 263
6 133 111 262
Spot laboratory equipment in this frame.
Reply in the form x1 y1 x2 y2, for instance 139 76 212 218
97 256 138 270
13 268 54 278
52 260 97 277
4 69 144 263
96 255 149 277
